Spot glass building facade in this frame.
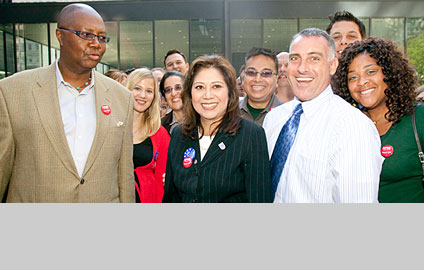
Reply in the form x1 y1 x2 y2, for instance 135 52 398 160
1 0 424 81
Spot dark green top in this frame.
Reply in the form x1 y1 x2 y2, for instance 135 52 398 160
247 101 265 121
379 105 424 202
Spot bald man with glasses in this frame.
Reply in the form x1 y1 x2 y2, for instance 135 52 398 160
0 3 134 202
240 47 282 126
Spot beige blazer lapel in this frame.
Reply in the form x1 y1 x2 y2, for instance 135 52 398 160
82 72 112 177
32 64 79 178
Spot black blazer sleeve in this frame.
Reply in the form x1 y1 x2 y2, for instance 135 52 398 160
242 120 273 203
162 127 182 203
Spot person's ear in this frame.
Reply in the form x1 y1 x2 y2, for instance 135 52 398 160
329 57 339 76
56 29 64 46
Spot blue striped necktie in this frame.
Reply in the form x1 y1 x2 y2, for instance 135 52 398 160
270 103 303 197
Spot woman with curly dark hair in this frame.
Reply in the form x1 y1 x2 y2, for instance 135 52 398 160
162 54 272 203
333 37 424 202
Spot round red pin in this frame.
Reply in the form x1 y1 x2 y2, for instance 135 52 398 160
183 157 193 168
381 145 394 157
101 105 111 115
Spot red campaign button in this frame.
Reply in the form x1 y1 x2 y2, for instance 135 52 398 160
183 157 193 168
101 105 111 115
270 107 276 111
381 145 394 157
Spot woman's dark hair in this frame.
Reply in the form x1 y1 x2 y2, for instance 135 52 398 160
333 37 417 124
159 70 185 97
182 54 241 139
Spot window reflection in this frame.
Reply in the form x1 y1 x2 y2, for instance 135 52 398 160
155 20 189 68
263 19 297 53
102 21 118 69
15 23 48 71
0 16 422 80
0 31 4 79
299 19 328 31
231 19 261 76
5 32 15 75
190 19 222 60
371 18 404 50
120 21 153 70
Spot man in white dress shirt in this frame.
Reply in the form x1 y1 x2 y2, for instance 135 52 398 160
263 28 383 203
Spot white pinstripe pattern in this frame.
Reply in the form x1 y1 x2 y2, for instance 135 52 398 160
263 86 384 203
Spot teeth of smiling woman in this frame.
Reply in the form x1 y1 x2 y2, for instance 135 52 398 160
252 86 265 90
360 88 375 95
202 103 217 108
296 78 313 82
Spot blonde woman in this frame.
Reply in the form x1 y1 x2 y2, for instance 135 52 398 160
126 68 170 203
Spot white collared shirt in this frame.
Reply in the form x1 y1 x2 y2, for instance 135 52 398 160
263 85 384 203
56 60 96 177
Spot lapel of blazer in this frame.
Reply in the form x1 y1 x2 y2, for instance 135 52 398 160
82 71 112 177
32 63 79 177
200 128 234 166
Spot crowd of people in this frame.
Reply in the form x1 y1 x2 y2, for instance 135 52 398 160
1 4 423 203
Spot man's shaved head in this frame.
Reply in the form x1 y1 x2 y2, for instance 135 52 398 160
56 3 106 75
57 3 102 28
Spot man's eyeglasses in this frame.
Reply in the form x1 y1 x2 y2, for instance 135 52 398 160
245 69 277 78
58 27 110 44
164 85 183 94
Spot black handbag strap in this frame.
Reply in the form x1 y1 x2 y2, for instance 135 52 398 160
412 105 424 184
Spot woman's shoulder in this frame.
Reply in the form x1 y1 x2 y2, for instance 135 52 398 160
161 111 173 125
151 126 170 142
415 103 424 116
239 118 265 133
155 126 170 137
402 104 424 123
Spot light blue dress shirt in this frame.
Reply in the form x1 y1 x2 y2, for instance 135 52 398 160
56 60 96 177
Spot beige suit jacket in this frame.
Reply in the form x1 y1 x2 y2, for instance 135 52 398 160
0 64 135 202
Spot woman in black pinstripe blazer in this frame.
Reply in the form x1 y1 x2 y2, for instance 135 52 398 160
162 55 272 203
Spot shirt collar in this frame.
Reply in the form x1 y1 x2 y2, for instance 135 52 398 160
170 111 179 126
55 59 95 93
293 84 333 119
240 96 249 112
241 93 280 113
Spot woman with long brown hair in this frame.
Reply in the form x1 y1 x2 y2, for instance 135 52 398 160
162 55 272 203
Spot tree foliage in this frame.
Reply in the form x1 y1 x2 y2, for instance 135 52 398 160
407 31 424 85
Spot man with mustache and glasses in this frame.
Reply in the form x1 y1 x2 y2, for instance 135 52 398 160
0 3 134 202
240 47 282 126
263 28 383 203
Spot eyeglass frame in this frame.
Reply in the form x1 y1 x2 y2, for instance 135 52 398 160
164 84 183 94
58 27 110 44
245 69 277 78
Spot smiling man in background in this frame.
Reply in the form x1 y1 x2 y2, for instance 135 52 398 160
240 47 282 126
164 49 189 75
326 11 366 58
0 3 134 202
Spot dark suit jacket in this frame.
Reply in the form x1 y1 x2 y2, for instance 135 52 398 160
162 118 272 203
